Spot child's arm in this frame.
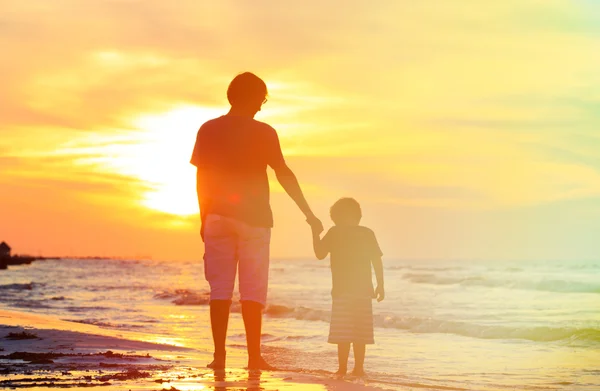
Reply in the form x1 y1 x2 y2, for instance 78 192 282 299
372 256 385 302
311 226 328 260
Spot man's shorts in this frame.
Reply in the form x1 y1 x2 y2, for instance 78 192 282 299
203 214 271 307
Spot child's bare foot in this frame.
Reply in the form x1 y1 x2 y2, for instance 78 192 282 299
334 368 347 380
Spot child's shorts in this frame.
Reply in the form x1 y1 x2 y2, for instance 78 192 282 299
328 296 374 344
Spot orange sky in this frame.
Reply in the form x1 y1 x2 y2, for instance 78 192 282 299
1 1 600 261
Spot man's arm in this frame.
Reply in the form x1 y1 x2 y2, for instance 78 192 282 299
196 168 211 240
274 164 323 231
196 168 208 213
267 127 323 231
191 125 209 217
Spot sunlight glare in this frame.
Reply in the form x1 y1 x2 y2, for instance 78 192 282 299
142 335 186 347
125 105 224 216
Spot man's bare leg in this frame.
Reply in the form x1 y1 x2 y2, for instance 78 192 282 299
208 299 231 369
242 300 275 370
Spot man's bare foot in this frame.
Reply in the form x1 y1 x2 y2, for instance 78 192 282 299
207 360 225 370
247 356 276 371
207 353 225 370
351 368 366 378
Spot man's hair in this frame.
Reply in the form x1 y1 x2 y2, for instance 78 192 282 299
330 197 362 225
227 72 268 107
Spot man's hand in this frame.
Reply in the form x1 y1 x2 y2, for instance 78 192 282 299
306 215 323 234
375 285 385 302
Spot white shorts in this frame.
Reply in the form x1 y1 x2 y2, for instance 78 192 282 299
203 214 271 306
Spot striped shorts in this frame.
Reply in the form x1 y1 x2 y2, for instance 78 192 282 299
328 296 374 344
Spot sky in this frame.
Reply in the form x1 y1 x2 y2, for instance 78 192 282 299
1 0 600 261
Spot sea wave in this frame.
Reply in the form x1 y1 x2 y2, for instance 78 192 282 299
265 304 600 343
0 282 38 290
388 265 465 272
66 306 114 313
10 299 54 309
229 333 283 343
153 290 600 344
65 318 146 330
86 284 154 292
402 273 600 294
153 289 210 305
228 332 319 343
377 315 600 343
265 304 330 321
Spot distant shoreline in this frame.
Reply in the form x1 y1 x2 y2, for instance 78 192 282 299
0 255 156 271
0 255 50 269
1 255 61 270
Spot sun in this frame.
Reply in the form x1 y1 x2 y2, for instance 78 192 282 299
68 103 283 218
119 105 225 216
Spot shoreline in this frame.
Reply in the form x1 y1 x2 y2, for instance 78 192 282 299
0 256 154 271
0 309 392 390
0 255 66 270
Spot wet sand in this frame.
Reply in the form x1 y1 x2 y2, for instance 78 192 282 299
0 309 392 390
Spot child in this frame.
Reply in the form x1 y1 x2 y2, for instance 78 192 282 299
311 197 385 378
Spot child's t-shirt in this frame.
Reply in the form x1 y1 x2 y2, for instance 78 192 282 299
321 225 383 298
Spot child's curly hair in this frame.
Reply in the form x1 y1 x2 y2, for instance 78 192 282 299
330 197 362 225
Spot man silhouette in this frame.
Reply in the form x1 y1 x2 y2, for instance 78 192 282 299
190 72 322 370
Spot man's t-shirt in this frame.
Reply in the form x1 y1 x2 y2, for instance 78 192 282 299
321 225 383 298
190 115 286 228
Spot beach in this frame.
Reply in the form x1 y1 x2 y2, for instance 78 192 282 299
1 257 599 390
0 309 388 390
3 1 600 388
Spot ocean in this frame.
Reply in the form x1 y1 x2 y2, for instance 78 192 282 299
1 257 598 390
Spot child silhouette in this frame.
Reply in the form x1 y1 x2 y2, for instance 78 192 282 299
311 197 385 378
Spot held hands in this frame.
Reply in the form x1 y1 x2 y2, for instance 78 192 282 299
306 214 324 235
375 285 385 302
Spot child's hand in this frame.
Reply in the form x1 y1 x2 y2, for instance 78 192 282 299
307 215 324 235
311 223 324 236
375 285 385 302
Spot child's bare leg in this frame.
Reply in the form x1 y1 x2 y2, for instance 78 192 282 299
336 343 351 376
352 343 366 376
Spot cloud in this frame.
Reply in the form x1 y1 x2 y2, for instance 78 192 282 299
2 0 600 259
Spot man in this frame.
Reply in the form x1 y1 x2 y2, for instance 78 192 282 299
190 72 322 370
